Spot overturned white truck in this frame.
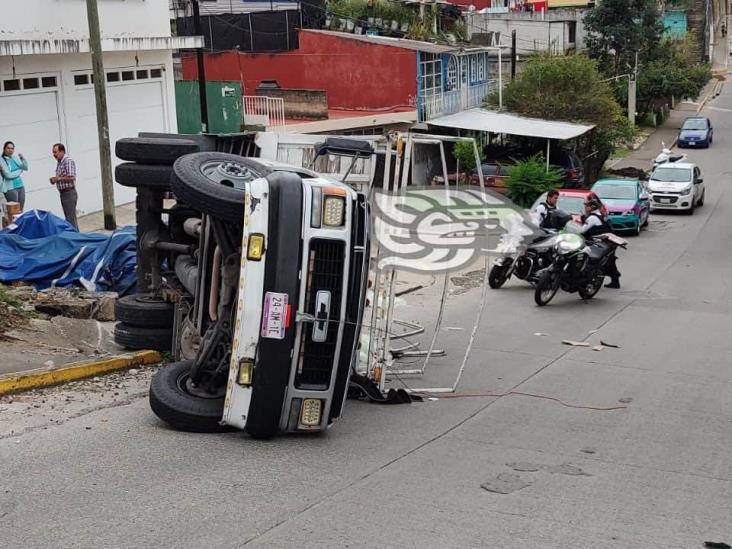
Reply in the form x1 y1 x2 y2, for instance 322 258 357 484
113 136 372 438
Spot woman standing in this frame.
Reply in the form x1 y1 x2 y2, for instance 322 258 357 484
1 141 28 211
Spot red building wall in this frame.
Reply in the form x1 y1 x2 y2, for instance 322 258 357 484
446 0 491 10
181 31 418 112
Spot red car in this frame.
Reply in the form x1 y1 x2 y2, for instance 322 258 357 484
431 160 515 195
532 189 608 218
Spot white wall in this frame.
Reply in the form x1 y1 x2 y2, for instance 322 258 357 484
2 0 171 40
466 9 587 55
0 50 177 217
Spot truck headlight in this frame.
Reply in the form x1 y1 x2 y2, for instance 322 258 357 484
237 359 254 386
300 399 322 426
323 196 345 227
246 233 265 261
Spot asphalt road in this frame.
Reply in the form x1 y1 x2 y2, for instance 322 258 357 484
3 87 732 547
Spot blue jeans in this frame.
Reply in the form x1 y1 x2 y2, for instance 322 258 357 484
4 187 25 211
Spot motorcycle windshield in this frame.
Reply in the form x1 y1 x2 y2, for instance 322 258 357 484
531 234 564 250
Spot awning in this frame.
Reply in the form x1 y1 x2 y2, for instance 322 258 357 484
428 108 594 140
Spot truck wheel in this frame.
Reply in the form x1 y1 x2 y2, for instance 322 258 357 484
149 360 229 433
115 163 174 190
171 152 273 223
116 137 199 165
115 294 174 328
114 322 173 351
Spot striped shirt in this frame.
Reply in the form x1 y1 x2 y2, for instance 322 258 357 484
55 155 77 192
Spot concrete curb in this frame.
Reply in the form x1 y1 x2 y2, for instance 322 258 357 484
0 350 162 396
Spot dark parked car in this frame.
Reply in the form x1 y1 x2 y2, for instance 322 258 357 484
678 117 713 148
548 148 585 188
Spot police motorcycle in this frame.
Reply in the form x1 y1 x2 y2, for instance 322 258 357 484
488 209 573 289
532 228 627 307
653 142 687 168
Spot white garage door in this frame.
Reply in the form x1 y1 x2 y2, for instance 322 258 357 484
0 75 64 215
70 68 168 216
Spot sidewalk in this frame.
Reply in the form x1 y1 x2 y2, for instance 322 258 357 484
78 201 136 233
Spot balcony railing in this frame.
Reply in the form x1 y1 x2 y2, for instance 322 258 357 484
420 81 495 122
243 95 286 129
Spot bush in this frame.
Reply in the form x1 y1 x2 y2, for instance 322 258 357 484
452 140 485 183
505 154 563 208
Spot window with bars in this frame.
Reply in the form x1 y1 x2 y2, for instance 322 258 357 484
420 53 443 97
446 57 458 91
478 54 486 82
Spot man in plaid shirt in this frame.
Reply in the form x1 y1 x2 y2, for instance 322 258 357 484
50 143 78 229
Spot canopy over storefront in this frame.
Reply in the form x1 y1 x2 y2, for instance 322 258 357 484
428 108 594 140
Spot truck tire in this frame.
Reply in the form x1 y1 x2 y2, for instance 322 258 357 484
149 360 229 433
115 163 174 190
114 322 173 351
116 137 199 165
171 152 272 223
115 294 174 328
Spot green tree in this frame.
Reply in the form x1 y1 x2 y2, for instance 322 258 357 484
584 0 664 76
491 54 632 182
451 140 485 183
505 154 563 208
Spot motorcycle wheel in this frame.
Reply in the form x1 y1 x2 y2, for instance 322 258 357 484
579 270 605 300
488 263 510 289
534 271 560 306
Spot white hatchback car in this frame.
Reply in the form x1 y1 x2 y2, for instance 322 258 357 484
647 162 705 214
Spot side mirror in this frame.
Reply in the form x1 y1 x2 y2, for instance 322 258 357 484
696 178 703 184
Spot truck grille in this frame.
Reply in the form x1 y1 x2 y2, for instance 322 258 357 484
296 239 345 390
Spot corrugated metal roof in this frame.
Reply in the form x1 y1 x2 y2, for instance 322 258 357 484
428 109 594 140
304 30 462 54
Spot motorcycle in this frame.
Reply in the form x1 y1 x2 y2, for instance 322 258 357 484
533 232 627 306
489 210 572 289
653 142 687 169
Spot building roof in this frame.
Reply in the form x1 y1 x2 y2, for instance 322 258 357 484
303 30 499 54
428 108 594 140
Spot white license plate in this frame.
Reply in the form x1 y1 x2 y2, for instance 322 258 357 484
687 142 695 146
261 292 288 340
659 198 671 204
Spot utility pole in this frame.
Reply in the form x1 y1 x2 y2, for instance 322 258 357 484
85 0 116 230
192 0 209 133
628 51 638 127
511 30 517 81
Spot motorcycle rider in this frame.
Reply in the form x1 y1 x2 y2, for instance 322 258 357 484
534 189 559 228
571 197 622 289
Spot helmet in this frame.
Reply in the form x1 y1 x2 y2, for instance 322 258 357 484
585 197 603 211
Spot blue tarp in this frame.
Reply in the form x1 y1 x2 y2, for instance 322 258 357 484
0 210 137 295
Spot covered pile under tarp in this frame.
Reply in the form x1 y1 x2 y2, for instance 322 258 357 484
0 210 137 295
